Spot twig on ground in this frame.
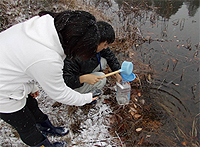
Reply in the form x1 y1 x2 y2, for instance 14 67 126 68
115 131 124 147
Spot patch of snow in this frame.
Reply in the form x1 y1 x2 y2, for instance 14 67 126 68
0 87 120 146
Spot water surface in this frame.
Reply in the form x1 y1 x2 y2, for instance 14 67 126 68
89 0 200 145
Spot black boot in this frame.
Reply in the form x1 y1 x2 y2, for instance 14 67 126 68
34 137 67 147
37 117 69 136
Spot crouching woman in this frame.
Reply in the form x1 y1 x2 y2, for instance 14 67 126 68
0 10 99 147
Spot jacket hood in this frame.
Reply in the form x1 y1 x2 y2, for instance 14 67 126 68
23 14 66 59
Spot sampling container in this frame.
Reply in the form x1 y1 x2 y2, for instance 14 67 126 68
116 81 131 105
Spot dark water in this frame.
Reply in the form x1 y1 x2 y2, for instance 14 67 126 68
88 0 200 145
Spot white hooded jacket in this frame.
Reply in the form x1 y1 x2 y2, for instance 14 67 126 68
0 14 92 113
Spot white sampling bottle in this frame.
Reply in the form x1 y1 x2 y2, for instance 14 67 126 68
116 81 131 105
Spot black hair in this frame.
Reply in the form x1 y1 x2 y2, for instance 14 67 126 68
97 21 115 44
38 10 100 60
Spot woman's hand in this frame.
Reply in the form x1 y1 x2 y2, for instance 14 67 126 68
30 91 39 98
92 96 98 101
80 74 103 85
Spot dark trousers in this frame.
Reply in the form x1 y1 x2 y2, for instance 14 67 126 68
0 95 47 146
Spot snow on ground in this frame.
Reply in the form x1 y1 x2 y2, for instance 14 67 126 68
0 86 121 147
0 1 122 146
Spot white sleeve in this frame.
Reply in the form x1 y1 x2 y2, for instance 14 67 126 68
25 59 92 106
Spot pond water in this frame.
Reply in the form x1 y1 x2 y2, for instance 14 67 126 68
88 0 200 145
